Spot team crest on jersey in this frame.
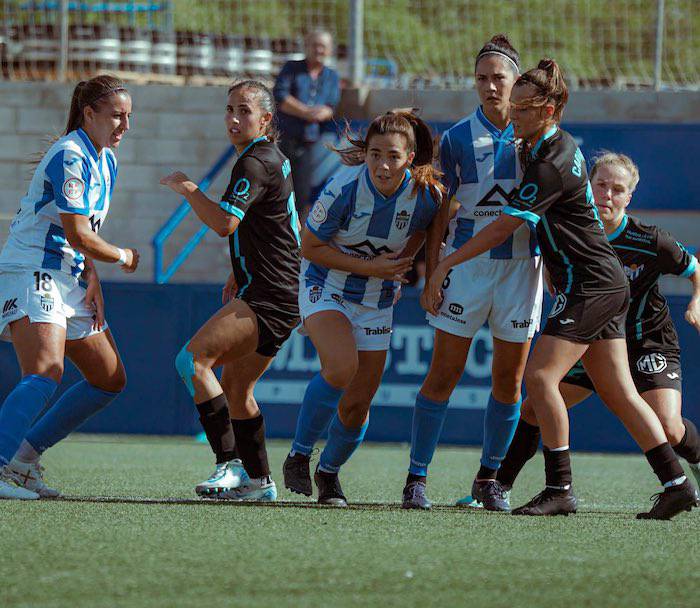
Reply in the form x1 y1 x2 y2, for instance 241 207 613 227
636 353 667 375
309 285 322 303
40 294 54 312
624 263 644 281
395 209 411 230
62 178 85 201
548 293 567 318
310 200 327 224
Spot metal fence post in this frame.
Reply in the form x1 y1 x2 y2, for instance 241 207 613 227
58 0 69 82
654 0 665 90
349 0 364 86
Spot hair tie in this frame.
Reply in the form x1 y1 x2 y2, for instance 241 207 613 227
475 50 520 74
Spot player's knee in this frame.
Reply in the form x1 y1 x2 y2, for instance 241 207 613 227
322 361 358 390
491 370 523 404
523 367 553 398
339 399 370 428
422 362 463 400
658 414 685 446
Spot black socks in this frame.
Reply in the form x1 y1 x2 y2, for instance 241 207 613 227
196 394 237 464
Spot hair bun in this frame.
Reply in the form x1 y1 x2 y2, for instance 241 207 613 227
490 34 511 47
537 58 557 73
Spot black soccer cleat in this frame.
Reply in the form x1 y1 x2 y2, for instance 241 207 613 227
471 479 511 512
636 480 700 520
402 480 432 510
512 487 578 516
314 465 347 507
283 452 313 497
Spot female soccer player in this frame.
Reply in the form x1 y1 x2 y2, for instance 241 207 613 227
161 80 300 502
402 35 542 511
495 153 700 501
0 75 138 500
423 59 698 519
282 110 442 506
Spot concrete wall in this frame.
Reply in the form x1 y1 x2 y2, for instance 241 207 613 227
0 81 698 286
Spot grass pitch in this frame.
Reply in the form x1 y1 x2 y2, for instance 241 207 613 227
2 435 698 608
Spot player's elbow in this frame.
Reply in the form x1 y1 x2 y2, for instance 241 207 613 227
66 227 94 253
216 217 238 238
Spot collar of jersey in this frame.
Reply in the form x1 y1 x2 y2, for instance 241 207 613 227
364 167 412 203
606 214 629 242
476 106 514 140
530 125 558 158
76 128 100 163
239 136 268 158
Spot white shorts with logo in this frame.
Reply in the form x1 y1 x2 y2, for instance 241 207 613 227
0 269 106 342
428 255 544 342
298 283 394 351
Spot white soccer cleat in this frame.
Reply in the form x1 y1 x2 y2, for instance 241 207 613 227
8 459 60 498
0 465 40 500
195 459 248 497
218 477 277 502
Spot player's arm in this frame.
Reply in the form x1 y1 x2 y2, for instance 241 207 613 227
685 265 700 332
423 193 452 280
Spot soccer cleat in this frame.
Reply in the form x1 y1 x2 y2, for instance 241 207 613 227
0 466 40 500
314 466 347 506
512 487 578 516
455 494 483 509
195 459 247 497
636 480 699 520
283 452 313 497
471 479 511 512
689 462 700 489
402 480 432 510
218 477 277 502
8 458 60 498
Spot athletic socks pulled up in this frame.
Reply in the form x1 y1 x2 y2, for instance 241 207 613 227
24 380 119 455
290 373 342 456
232 413 270 479
479 394 522 475
0 375 57 465
196 394 236 465
318 414 368 474
408 393 449 477
645 442 687 487
497 418 541 488
673 418 700 465
543 446 572 491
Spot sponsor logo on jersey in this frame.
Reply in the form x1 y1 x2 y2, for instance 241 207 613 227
330 293 344 306
510 319 532 329
310 200 327 224
548 293 567 318
624 263 644 281
62 177 85 201
308 285 322 304
364 326 391 336
2 298 18 318
448 302 464 315
40 294 54 312
473 185 516 217
636 353 667 375
230 178 251 204
89 214 102 233
395 209 411 230
475 152 493 163
344 240 393 258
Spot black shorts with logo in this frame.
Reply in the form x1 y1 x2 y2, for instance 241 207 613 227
542 287 629 344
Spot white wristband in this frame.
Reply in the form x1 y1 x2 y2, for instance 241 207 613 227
116 248 127 265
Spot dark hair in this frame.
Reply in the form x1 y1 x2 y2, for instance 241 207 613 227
227 80 279 142
65 74 128 134
475 34 520 74
333 110 444 201
513 58 569 122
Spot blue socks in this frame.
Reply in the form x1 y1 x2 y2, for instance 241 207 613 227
480 394 522 471
25 380 120 455
408 393 449 476
291 373 343 456
318 414 368 474
0 375 58 465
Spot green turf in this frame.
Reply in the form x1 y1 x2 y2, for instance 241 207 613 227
2 435 698 608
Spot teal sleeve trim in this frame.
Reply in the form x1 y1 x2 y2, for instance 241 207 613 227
681 255 698 278
219 201 245 220
503 206 540 225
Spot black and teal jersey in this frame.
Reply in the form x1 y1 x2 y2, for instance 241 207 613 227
220 137 301 310
503 127 626 296
608 214 697 342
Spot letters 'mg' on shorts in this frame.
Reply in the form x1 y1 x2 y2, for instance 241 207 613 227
0 269 106 342
298 283 394 351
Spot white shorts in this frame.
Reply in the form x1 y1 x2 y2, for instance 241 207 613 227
428 255 543 342
299 283 394 351
0 269 107 342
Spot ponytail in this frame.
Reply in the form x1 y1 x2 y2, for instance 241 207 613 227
513 57 569 122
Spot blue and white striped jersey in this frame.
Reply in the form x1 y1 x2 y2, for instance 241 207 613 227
440 106 538 259
304 165 439 309
0 129 116 279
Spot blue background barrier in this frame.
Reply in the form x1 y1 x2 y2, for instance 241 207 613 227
1 282 698 453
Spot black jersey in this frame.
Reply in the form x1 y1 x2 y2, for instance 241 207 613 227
608 214 696 342
219 137 301 311
503 127 626 296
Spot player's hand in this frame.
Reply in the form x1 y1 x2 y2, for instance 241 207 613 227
85 270 105 331
222 272 238 304
368 252 413 282
422 262 447 315
392 285 403 306
121 248 139 273
685 298 700 333
160 171 194 196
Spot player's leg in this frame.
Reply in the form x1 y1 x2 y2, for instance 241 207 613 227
12 328 125 497
315 350 387 506
284 310 358 496
583 340 699 519
0 318 64 500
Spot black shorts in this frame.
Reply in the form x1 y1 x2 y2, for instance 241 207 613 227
542 287 629 344
245 298 300 358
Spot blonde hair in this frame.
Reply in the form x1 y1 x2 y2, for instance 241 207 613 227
590 152 640 192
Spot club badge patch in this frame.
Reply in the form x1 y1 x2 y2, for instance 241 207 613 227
310 200 327 224
395 209 411 230
309 285 322 303
62 178 85 201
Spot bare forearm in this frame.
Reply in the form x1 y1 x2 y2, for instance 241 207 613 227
70 231 123 263
690 267 700 301
304 243 371 275
279 96 311 120
425 203 451 278
401 232 425 260
182 183 235 237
